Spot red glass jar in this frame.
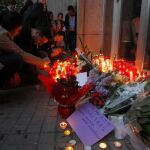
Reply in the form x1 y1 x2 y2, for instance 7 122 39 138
58 104 75 119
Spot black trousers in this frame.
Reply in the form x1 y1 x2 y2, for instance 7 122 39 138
0 53 23 86
66 31 76 51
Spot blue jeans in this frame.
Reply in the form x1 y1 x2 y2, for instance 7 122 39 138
0 53 23 86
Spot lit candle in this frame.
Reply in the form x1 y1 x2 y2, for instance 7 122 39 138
96 59 100 65
130 71 133 82
143 72 147 78
113 141 122 148
64 129 71 136
65 146 74 150
109 64 113 71
44 64 48 69
102 62 106 72
59 122 67 130
105 57 110 68
99 142 107 149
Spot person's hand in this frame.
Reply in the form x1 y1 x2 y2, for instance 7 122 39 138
39 57 50 69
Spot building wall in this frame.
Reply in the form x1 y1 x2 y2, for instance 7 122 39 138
32 0 76 19
47 0 76 19
103 0 114 56
77 0 106 54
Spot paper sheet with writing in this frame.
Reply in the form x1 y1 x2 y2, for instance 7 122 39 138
67 103 114 145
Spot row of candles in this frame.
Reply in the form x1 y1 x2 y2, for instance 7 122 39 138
47 60 78 82
92 54 148 81
113 60 147 81
92 54 113 73
60 121 122 150
44 53 148 83
59 121 75 150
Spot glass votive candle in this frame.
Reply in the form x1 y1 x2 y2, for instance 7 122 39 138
113 141 122 148
99 142 107 149
59 121 67 130
65 145 74 150
64 129 71 136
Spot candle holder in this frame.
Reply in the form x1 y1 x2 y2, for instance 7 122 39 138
99 142 107 149
113 141 122 148
65 145 74 150
59 121 67 130
64 129 71 136
69 140 77 146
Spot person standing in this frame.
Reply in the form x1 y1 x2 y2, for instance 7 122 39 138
65 5 77 52
20 0 33 18
24 0 50 38
48 11 56 38
55 13 65 34
0 0 17 24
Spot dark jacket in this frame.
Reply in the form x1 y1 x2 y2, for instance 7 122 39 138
65 13 77 32
20 0 33 17
25 3 50 37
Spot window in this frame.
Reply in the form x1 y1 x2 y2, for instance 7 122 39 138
118 0 142 61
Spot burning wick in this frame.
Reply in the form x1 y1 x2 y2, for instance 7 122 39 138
99 142 107 149
113 141 122 148
44 64 48 69
64 129 71 136
130 71 133 82
59 121 67 130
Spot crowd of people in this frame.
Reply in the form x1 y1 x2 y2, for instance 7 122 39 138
0 0 77 90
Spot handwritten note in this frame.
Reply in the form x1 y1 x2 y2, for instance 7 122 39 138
67 103 114 145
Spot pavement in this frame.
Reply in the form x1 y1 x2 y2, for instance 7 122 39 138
0 85 85 150
0 85 136 150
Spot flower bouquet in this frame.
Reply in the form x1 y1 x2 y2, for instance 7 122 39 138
126 95 150 148
39 60 93 119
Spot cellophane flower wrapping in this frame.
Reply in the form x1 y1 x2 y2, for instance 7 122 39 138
38 75 93 106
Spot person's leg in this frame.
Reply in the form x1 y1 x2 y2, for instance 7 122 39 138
65 31 70 51
68 31 76 52
71 31 76 51
0 53 23 87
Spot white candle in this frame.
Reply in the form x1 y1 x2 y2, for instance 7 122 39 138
106 59 110 68
109 64 113 71
130 71 133 82
96 59 100 65
102 62 106 72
